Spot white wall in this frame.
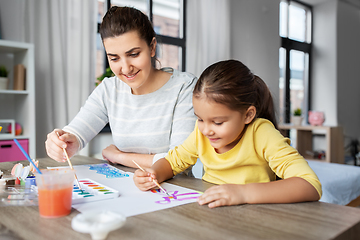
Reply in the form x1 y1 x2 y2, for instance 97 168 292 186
337 1 360 140
0 0 25 41
312 0 338 126
229 0 280 113
310 0 335 151
311 0 360 148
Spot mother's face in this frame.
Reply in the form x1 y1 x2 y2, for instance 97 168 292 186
103 30 156 95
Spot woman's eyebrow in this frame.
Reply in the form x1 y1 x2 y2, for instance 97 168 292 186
106 47 140 57
125 47 141 54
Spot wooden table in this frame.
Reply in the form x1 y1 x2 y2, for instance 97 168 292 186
1 156 360 240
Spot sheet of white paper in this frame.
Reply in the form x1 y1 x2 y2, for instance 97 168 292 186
69 163 202 217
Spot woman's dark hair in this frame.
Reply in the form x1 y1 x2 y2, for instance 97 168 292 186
99 6 156 48
193 59 278 129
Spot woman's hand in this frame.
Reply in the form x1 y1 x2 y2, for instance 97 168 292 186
102 145 155 168
102 144 122 163
45 129 79 162
133 168 158 191
197 184 246 208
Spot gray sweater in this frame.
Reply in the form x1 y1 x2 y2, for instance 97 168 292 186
64 69 197 162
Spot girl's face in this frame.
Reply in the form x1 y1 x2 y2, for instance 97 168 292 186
103 30 156 95
193 96 255 154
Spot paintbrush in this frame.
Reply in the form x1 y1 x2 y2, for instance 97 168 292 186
13 139 42 174
56 132 83 192
132 160 170 196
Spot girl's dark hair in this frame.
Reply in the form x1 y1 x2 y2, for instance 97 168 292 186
99 6 156 48
193 60 278 129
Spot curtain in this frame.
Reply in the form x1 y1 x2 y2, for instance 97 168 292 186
23 0 97 157
185 0 230 178
186 0 231 78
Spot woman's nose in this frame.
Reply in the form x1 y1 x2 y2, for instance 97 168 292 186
120 59 132 75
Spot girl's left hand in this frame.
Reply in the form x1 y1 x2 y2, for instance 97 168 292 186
197 184 246 208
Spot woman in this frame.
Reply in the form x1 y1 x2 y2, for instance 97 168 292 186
45 6 197 169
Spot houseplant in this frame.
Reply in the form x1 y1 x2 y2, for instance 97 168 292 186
292 108 303 126
0 65 9 90
96 67 114 86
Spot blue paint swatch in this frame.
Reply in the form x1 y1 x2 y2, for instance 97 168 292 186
86 163 130 178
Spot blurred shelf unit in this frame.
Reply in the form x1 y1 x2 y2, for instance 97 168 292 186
0 39 36 160
279 124 344 164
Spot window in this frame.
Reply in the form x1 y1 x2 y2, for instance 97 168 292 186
279 0 312 124
96 0 186 82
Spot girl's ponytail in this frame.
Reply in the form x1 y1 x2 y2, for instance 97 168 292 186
254 76 278 129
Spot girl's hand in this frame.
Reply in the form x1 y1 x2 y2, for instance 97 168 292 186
197 184 246 208
45 129 79 162
133 168 158 191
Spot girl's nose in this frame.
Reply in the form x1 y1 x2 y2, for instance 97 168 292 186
203 125 214 136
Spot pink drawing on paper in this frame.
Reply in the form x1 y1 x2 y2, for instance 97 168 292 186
151 189 201 204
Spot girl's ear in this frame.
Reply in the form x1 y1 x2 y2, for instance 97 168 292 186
244 106 256 124
150 37 157 57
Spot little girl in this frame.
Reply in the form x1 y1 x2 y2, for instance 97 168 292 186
134 60 322 208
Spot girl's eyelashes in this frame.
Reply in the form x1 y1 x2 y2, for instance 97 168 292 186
198 119 223 126
197 118 223 125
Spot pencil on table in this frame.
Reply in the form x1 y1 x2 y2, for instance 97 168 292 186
132 160 170 196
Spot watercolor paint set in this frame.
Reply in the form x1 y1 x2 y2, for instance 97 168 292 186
72 178 120 204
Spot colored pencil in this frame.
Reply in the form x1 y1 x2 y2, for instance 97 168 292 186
132 160 170 196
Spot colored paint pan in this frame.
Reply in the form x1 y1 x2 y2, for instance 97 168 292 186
71 178 119 204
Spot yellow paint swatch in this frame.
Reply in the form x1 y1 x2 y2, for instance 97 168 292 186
0 126 2 132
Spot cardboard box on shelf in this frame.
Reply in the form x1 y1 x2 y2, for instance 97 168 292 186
13 64 26 91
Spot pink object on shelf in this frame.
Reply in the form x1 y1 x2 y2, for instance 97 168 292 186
7 122 23 136
0 139 29 162
308 111 325 126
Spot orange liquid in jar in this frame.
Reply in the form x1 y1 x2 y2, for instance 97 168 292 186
38 186 73 218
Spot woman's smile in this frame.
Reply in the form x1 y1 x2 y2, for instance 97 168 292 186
123 70 140 81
